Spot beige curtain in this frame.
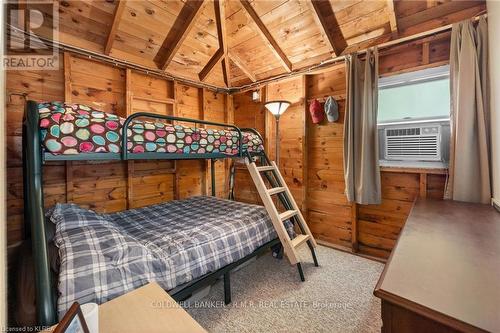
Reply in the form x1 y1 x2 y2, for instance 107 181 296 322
445 17 491 204
344 48 381 205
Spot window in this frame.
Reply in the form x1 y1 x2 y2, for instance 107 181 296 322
378 65 450 123
377 66 451 167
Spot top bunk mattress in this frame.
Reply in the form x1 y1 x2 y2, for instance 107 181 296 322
50 196 293 318
38 102 264 156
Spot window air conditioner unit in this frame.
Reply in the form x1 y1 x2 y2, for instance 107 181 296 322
383 125 442 161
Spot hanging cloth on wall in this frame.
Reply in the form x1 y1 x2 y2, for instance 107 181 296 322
309 99 324 124
343 48 381 205
445 17 491 204
324 96 339 122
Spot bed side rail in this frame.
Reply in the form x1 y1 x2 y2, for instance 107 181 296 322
23 100 57 325
21 101 266 326
239 127 265 145
239 127 266 159
121 112 244 160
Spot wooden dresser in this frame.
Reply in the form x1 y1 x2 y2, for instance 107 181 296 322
374 199 500 333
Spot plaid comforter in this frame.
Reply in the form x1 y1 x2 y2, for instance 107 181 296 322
50 196 293 318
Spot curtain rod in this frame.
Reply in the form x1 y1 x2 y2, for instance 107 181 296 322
232 12 487 93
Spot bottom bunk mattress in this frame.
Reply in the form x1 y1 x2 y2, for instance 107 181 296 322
49 196 293 318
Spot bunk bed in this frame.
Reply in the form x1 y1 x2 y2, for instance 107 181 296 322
23 100 318 326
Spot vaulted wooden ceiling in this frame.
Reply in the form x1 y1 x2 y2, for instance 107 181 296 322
38 0 486 89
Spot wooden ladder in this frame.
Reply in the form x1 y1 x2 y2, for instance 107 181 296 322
246 159 319 281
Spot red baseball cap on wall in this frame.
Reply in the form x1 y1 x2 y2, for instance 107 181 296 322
309 99 324 124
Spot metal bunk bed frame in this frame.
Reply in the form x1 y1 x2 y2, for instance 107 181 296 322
22 100 311 325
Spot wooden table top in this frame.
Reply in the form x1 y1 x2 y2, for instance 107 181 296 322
374 199 500 333
44 283 207 333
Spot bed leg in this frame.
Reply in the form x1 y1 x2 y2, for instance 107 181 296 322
297 263 305 282
307 240 319 267
224 271 231 305
272 243 284 259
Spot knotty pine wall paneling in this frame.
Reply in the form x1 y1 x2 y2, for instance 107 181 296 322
6 34 451 257
5 52 225 249
232 90 266 205
306 65 353 250
203 89 230 199
232 34 450 259
266 76 307 211
175 84 205 200
127 69 176 209
64 53 128 213
7 67 65 244
356 32 450 259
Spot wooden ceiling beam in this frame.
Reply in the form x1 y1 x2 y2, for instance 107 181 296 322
154 0 206 70
310 0 347 56
306 1 334 56
397 1 483 31
214 0 230 87
199 48 224 82
228 51 256 82
387 0 399 33
221 58 229 87
239 0 292 72
104 0 127 55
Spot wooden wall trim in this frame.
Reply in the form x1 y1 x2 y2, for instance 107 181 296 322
6 50 227 246
304 75 311 225
65 163 73 203
63 52 74 203
233 32 451 259
419 174 427 199
263 86 273 161
225 93 234 196
6 31 450 259
351 203 359 252
300 75 308 213
125 68 133 209
380 166 448 174
172 81 179 200
201 88 209 196
63 52 72 100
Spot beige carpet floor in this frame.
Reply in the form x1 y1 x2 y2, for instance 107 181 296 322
185 245 384 333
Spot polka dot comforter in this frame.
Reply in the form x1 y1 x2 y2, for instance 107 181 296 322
38 102 264 156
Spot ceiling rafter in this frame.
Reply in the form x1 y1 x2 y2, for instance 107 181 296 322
305 1 334 56
215 0 230 87
397 1 483 31
228 51 256 82
53 0 485 90
199 48 224 82
104 0 127 55
221 59 229 86
154 0 206 70
387 0 399 33
239 0 292 72
310 0 347 56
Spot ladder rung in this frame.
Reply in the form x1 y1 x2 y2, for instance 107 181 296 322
267 187 286 195
279 209 298 221
256 165 276 172
291 234 310 248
